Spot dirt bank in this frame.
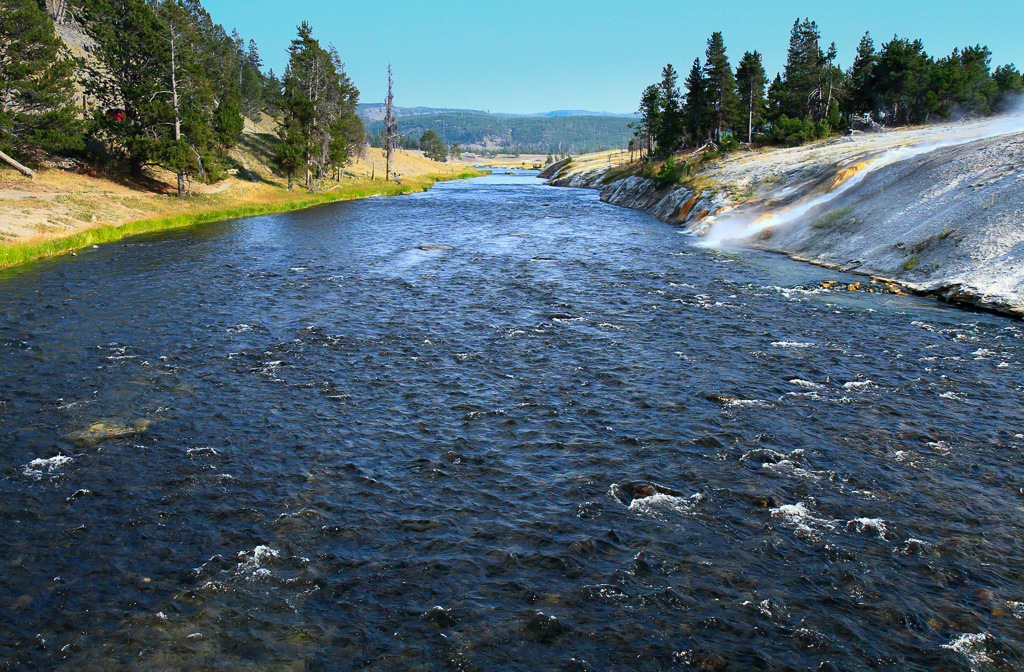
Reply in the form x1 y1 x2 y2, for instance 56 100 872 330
548 115 1024 317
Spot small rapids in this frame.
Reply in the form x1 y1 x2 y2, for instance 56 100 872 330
1 171 1024 670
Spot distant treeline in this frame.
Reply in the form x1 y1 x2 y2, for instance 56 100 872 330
0 0 362 195
635 18 1024 155
363 111 635 155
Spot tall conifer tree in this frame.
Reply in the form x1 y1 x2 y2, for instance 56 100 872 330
633 83 660 159
682 58 706 144
703 31 738 143
735 51 767 143
655 64 684 153
780 18 824 120
845 32 877 116
0 0 81 162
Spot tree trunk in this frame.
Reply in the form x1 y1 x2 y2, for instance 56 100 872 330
0 150 35 179
384 64 395 182
168 26 186 198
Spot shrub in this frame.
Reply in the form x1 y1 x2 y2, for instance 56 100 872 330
654 157 684 189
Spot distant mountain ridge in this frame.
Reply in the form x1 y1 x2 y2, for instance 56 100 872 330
357 104 635 120
358 105 636 154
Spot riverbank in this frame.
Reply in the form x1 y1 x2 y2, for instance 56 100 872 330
0 149 486 270
547 115 1024 317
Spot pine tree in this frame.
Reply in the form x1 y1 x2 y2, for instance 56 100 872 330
703 31 738 143
273 115 304 190
993 64 1023 109
420 129 446 162
655 64 684 153
85 0 170 177
846 32 877 116
240 39 265 118
872 36 934 125
780 18 824 120
766 74 785 122
633 83 660 159
0 0 82 162
814 42 845 125
682 58 706 144
735 51 767 143
280 23 362 189
936 45 998 115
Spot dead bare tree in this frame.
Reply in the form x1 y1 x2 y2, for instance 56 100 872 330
384 63 398 182
45 0 69 23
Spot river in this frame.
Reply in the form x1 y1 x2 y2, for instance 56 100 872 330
2 171 1023 671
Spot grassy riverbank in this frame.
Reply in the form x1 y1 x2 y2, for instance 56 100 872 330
0 166 486 270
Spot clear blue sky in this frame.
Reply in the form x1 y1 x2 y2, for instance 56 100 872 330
203 0 1024 114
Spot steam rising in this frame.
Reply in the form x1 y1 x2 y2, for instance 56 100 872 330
700 110 1024 246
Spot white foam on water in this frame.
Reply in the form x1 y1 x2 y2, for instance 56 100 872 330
789 378 824 389
627 492 704 518
1004 601 1024 619
765 459 828 482
848 517 889 539
771 341 815 349
770 501 837 539
236 545 280 581
23 455 74 479
842 380 874 390
895 538 938 556
942 632 994 671
726 398 772 409
187 447 221 457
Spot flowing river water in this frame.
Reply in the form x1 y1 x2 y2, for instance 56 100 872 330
2 172 1024 671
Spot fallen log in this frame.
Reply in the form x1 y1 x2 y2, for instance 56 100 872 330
0 150 35 179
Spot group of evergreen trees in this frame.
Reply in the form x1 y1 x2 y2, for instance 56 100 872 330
635 19 1024 156
0 0 82 161
0 0 364 196
271 21 362 190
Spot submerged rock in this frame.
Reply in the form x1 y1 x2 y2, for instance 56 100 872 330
611 480 686 504
66 419 150 446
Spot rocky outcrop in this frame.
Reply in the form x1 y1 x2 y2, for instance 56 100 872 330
598 176 724 227
752 131 1024 317
537 158 571 180
546 117 1024 318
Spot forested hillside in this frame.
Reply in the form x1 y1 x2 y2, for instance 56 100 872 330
362 109 635 155
0 0 363 196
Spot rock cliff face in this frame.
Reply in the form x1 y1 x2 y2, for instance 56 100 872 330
546 118 1024 318
598 176 723 226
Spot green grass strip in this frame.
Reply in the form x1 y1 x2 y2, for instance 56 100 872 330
0 169 487 270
